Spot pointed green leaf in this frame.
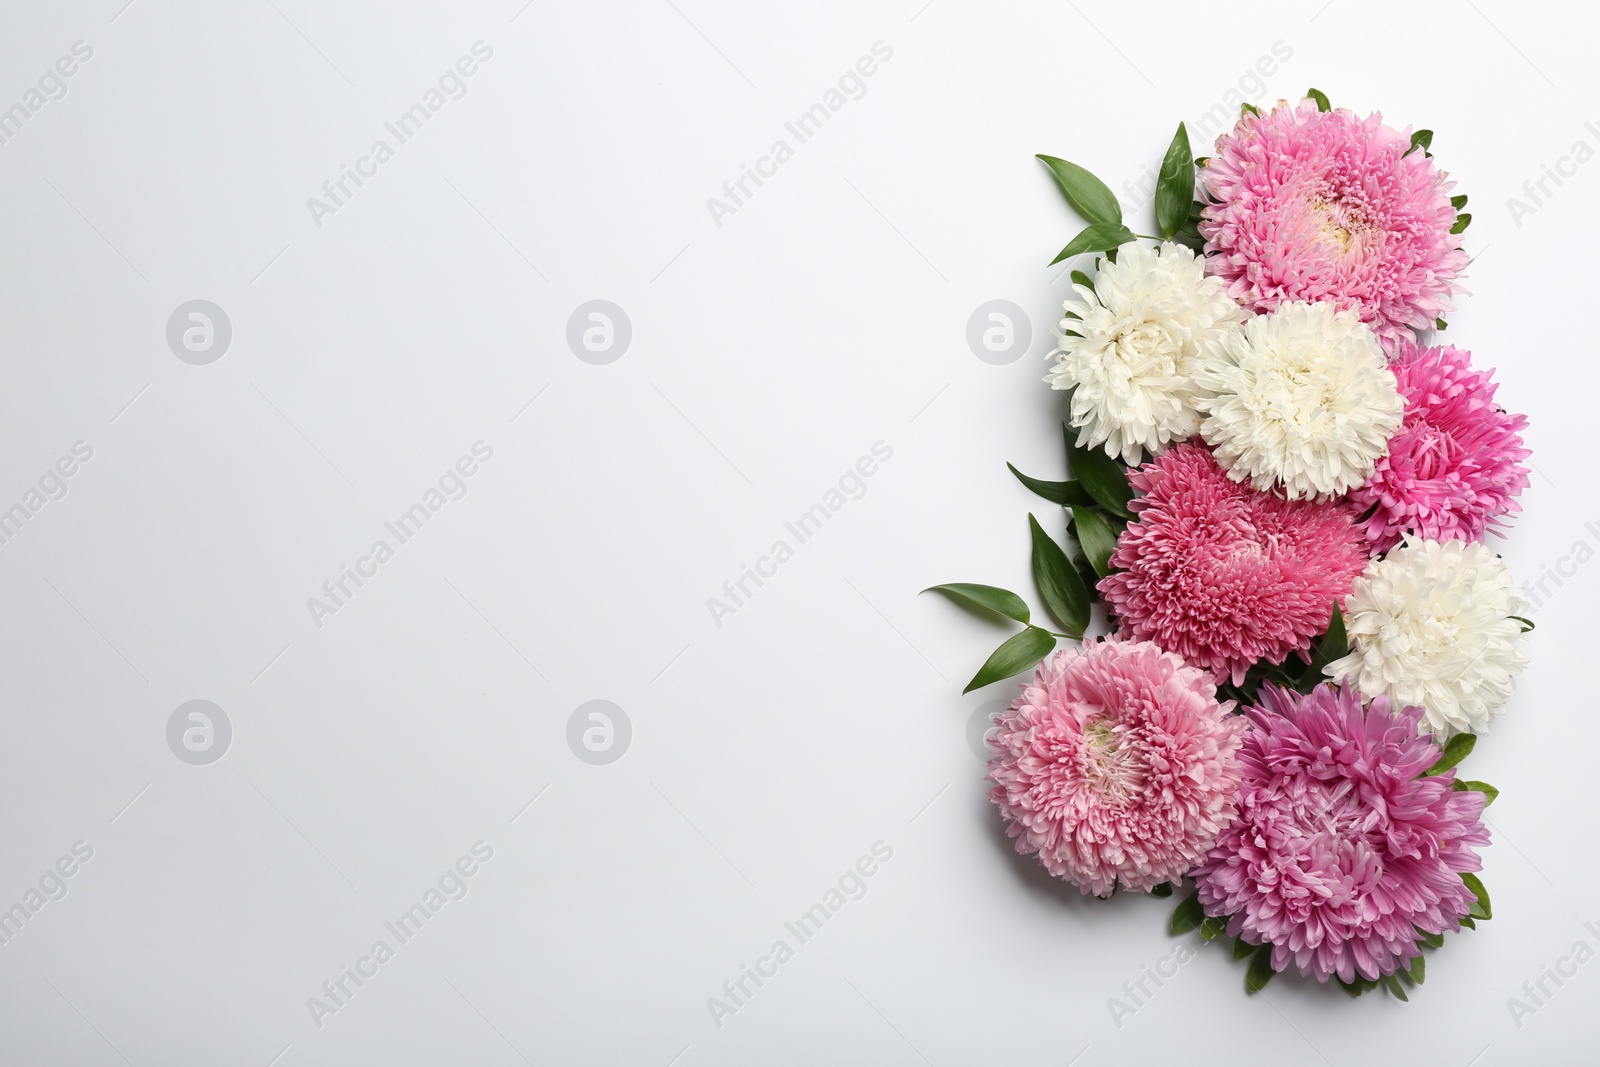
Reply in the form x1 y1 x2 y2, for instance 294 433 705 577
1007 463 1093 507
1240 102 1261 118
1049 222 1135 265
1453 780 1499 806
1450 212 1471 234
1462 873 1492 920
1065 428 1134 519
1436 317 1448 331
1307 87 1331 112
1410 955 1425 984
1425 733 1476 776
963 626 1056 694
1417 929 1445 950
1451 194 1469 210
923 583 1030 625
1150 882 1173 898
1460 915 1476 930
1233 936 1256 960
1245 946 1276 993
1069 270 1095 293
1511 615 1535 633
1028 514 1090 635
1071 506 1119 578
1199 915 1228 941
1407 129 1433 157
1301 602 1348 691
1170 893 1205 935
1035 155 1122 225
1155 123 1194 238
1384 973 1409 1001
1337 977 1365 997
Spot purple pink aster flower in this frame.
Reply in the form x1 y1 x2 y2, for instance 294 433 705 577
1192 684 1490 983
1098 442 1368 685
1350 342 1530 551
1200 99 1468 353
986 638 1245 897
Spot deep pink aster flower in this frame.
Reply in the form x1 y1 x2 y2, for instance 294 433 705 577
986 639 1244 897
1200 99 1468 353
1350 342 1530 551
1192 684 1489 983
1099 442 1367 685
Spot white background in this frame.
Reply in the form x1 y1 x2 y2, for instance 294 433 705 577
0 0 1594 1064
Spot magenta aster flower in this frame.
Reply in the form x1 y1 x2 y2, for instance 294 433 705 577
986 639 1245 897
1192 684 1489 983
1200 99 1468 352
1350 343 1530 551
1099 442 1368 685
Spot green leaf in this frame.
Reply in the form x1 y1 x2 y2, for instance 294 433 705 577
1028 514 1090 635
1460 915 1476 930
1511 615 1535 632
1199 915 1228 941
1233 936 1256 960
1069 270 1095 293
1462 873 1492 920
923 583 1030 625
1150 882 1173 898
1299 602 1347 691
1336 977 1366 997
1007 463 1093 507
1035 155 1122 225
963 627 1056 694
1436 317 1448 331
1410 955 1426 984
1065 429 1134 519
1170 893 1205 935
1384 973 1409 1001
1155 123 1195 238
1071 506 1119 579
1453 780 1499 806
1408 129 1434 157
1245 946 1275 993
1451 194 1469 210
1240 102 1261 118
1450 212 1472 235
1417 929 1445 950
1049 222 1136 265
1307 88 1331 111
1425 733 1476 776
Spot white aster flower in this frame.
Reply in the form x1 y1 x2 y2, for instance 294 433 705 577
1046 241 1244 465
1325 537 1530 738
1192 300 1403 499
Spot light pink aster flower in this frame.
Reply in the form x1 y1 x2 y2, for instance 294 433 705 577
1192 684 1489 983
1200 99 1468 352
986 639 1245 897
1099 442 1368 685
1350 342 1530 551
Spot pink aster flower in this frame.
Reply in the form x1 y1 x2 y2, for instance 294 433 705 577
1192 684 1489 983
1350 342 1530 551
1099 442 1368 685
1200 99 1468 352
986 639 1245 897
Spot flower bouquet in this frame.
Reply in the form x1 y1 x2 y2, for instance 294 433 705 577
929 92 1531 998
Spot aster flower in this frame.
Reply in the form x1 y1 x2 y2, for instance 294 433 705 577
1192 300 1404 499
1098 442 1368 685
1200 99 1468 352
1326 537 1529 737
1046 242 1244 464
1350 343 1530 551
986 638 1244 897
1193 684 1490 984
